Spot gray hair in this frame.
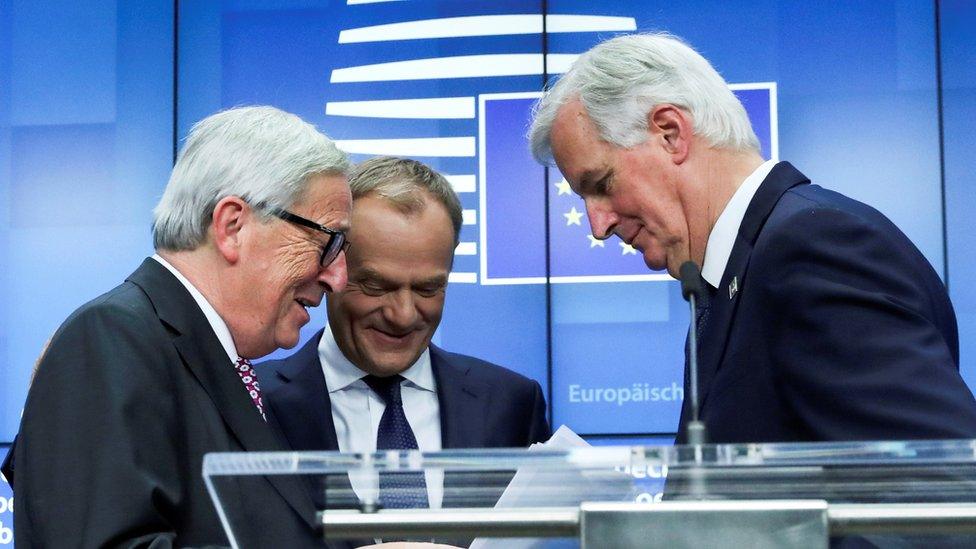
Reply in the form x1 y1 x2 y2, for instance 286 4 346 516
349 156 463 245
152 105 350 251
530 32 759 164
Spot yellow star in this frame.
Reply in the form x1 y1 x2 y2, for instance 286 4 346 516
555 178 572 196
620 242 637 255
564 206 584 226
587 235 605 248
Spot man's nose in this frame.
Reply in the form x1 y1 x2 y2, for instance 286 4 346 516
318 250 348 293
383 290 419 328
586 202 619 240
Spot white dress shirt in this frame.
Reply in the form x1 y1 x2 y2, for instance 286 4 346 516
318 325 444 508
151 254 238 364
701 160 778 290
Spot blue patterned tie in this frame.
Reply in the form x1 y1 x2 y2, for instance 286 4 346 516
695 281 714 345
363 374 429 509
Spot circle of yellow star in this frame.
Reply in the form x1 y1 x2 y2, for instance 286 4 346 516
555 179 572 196
563 206 584 226
619 242 638 255
587 235 606 248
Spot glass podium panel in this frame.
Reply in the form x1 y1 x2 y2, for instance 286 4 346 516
203 440 976 548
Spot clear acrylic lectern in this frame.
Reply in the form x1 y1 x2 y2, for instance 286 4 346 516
204 439 976 548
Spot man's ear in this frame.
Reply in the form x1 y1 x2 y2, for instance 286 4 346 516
648 104 691 164
211 196 249 264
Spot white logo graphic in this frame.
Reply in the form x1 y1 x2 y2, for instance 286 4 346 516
0 495 13 544
328 8 638 285
328 8 776 286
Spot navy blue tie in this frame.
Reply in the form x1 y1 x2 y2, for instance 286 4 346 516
695 281 714 346
363 374 429 509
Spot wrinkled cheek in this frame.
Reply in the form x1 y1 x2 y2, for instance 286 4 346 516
349 325 375 360
274 247 318 278
285 261 317 284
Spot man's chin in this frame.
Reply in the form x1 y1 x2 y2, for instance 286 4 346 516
361 353 421 377
276 331 302 351
641 251 668 273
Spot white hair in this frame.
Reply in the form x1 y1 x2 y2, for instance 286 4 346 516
530 32 759 164
152 105 350 251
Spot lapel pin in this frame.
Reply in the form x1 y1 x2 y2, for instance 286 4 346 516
728 276 739 299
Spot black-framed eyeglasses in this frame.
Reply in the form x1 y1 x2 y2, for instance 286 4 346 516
268 208 349 268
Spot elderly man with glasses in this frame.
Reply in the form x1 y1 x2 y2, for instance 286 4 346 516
5 106 350 547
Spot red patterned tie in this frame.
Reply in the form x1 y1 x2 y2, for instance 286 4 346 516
234 357 266 421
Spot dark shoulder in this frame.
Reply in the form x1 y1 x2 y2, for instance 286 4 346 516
762 184 926 262
255 331 323 392
257 354 289 380
54 280 157 343
752 183 947 309
431 346 539 389
255 355 290 393
774 184 891 225
27 279 174 402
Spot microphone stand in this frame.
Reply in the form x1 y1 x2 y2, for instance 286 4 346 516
679 261 708 498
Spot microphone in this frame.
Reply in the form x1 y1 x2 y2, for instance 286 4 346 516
679 261 708 450
679 261 704 303
679 261 709 499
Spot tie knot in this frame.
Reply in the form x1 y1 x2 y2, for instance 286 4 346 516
363 374 404 405
235 357 253 369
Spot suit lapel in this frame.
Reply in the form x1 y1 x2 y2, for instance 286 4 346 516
127 258 317 526
431 345 483 449
697 162 810 411
265 329 340 452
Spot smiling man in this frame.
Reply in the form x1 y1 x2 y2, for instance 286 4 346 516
529 33 976 444
260 156 550 509
6 106 350 547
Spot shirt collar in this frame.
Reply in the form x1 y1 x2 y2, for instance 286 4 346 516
701 159 777 288
152 254 239 364
318 324 436 393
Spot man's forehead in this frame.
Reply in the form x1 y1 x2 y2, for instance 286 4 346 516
554 100 607 151
351 192 451 231
354 263 447 284
552 98 588 136
349 193 412 225
347 196 455 268
298 174 352 228
551 100 609 186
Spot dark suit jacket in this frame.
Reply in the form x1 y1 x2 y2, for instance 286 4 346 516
9 258 325 548
677 162 976 444
259 329 551 454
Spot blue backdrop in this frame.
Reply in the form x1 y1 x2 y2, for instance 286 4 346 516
0 446 10 544
1 0 975 499
0 0 174 444
171 0 953 435
943 0 976 392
